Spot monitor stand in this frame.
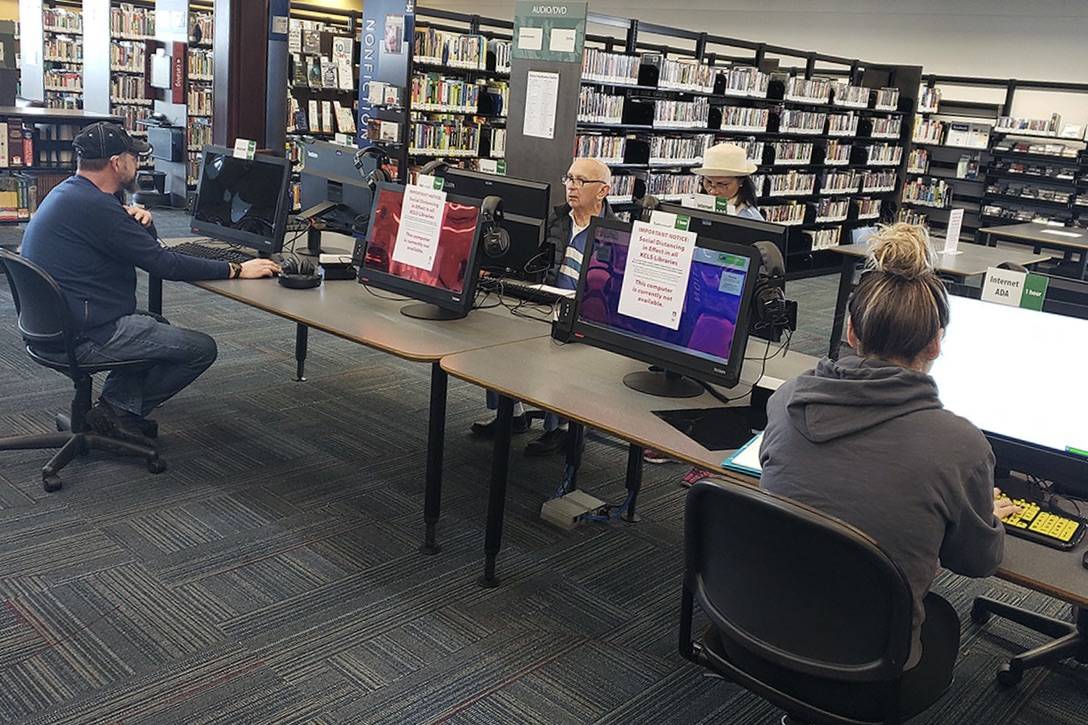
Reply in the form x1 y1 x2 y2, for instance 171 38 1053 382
623 368 703 398
401 303 467 321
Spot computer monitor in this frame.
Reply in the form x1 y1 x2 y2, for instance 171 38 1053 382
571 217 761 397
190 145 291 255
437 168 551 280
360 181 484 320
659 201 789 261
929 293 1088 495
298 139 374 236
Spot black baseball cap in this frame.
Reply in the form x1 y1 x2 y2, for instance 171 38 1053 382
73 122 152 160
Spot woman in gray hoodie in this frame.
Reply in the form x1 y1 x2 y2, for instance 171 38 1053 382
758 223 1020 716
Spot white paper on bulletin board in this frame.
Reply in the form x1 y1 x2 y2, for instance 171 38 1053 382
523 71 560 140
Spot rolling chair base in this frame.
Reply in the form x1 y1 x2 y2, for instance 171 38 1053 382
0 428 165 492
971 597 1088 687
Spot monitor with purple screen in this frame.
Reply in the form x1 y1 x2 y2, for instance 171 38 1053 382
572 217 760 396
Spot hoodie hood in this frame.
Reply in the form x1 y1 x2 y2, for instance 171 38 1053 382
786 355 943 443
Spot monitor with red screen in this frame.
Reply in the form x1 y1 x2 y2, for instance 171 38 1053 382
360 182 483 319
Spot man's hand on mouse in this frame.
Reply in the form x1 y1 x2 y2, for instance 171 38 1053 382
239 258 281 278
126 205 153 227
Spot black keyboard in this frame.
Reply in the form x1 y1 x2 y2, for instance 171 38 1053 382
489 277 567 305
999 494 1086 551
172 241 255 264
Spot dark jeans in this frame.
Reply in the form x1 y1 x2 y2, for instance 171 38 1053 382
485 389 563 432
76 312 218 418
709 592 960 721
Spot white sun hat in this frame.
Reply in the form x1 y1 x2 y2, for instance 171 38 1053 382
692 142 759 177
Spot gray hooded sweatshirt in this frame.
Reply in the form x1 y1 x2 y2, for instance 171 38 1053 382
760 355 1005 669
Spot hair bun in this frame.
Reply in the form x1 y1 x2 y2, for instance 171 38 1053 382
867 222 934 280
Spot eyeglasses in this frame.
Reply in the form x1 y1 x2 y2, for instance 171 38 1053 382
702 177 738 191
562 174 607 189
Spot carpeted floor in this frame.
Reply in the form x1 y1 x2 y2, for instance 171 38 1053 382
0 211 1086 724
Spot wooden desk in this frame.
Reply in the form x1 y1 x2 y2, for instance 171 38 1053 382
980 222 1088 279
826 242 1053 357
158 275 549 554
441 336 816 584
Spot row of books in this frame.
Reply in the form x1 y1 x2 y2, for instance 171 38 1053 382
654 98 710 129
807 226 843 251
917 122 992 149
996 113 1064 136
780 109 825 135
869 116 902 138
576 134 626 163
657 58 716 93
290 54 354 92
44 37 82 63
993 139 1080 159
831 84 869 108
822 170 860 194
902 177 951 207
994 159 1076 181
581 49 640 86
720 67 769 98
855 197 883 219
411 74 480 113
721 106 769 132
409 120 482 156
861 169 897 192
917 87 941 113
44 70 81 92
413 28 511 72
874 88 900 111
785 77 832 104
608 175 638 204
187 120 212 156
898 208 928 226
44 94 81 110
578 87 624 124
986 181 1072 205
110 75 149 104
291 98 355 135
188 86 212 116
649 135 710 165
287 20 353 62
814 197 850 221
0 122 36 168
772 141 813 165
188 48 213 80
824 140 852 165
865 143 903 166
189 10 213 46
765 171 816 197
0 173 51 222
43 7 81 33
907 148 928 173
110 41 144 73
111 4 155 39
114 105 152 132
490 128 506 159
644 173 702 199
828 113 860 136
982 203 1067 225
761 203 806 225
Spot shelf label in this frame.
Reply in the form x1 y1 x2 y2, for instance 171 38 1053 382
232 138 256 160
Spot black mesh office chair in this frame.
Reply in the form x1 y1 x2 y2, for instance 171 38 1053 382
0 250 165 492
680 479 956 725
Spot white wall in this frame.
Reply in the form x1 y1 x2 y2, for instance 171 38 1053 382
436 0 1088 122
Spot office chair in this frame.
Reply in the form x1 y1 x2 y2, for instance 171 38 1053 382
0 250 165 492
680 480 957 725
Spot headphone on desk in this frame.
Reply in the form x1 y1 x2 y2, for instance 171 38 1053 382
479 195 511 258
276 253 322 289
353 146 393 193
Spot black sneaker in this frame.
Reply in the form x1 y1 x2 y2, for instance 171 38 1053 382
470 413 529 438
85 401 155 445
524 428 568 457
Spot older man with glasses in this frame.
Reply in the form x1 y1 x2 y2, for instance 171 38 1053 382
471 157 617 456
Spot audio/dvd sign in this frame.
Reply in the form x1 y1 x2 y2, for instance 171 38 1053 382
512 1 587 62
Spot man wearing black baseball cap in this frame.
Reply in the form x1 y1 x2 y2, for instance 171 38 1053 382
20 121 279 443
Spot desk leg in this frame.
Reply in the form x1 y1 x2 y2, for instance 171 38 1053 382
562 423 585 493
622 444 643 523
294 324 308 382
1079 252 1088 281
828 255 854 360
482 395 514 588
421 363 447 555
149 275 163 316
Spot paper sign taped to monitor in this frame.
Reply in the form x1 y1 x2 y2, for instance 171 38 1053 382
392 184 447 272
618 220 697 330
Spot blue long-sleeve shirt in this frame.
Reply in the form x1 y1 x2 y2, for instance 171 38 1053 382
20 175 230 343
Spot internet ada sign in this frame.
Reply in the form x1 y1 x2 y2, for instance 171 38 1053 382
981 266 1049 311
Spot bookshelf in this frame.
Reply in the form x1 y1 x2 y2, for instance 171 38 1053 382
108 0 155 147
42 2 83 111
186 2 213 187
574 38 917 275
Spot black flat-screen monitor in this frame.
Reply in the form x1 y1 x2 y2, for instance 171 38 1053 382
571 217 761 397
658 201 789 261
298 140 373 234
360 182 484 320
437 168 551 280
190 146 291 255
931 290 1088 495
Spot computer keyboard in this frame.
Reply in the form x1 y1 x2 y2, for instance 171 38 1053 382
171 241 256 265
488 277 573 305
999 494 1086 551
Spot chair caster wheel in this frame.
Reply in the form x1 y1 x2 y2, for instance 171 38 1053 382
996 663 1022 688
970 601 992 625
43 475 63 492
147 459 167 474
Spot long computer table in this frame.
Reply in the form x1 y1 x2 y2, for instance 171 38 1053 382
150 272 550 554
440 336 1088 620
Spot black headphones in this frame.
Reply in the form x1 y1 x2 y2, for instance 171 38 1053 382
274 253 322 289
418 159 450 176
750 241 789 331
639 194 661 222
353 146 393 193
479 195 511 258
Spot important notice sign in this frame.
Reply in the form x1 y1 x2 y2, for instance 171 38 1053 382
618 220 697 330
393 184 447 271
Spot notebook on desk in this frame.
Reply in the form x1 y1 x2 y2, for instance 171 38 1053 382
722 431 764 477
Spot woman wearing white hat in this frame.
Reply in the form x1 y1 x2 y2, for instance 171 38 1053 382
691 142 764 221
